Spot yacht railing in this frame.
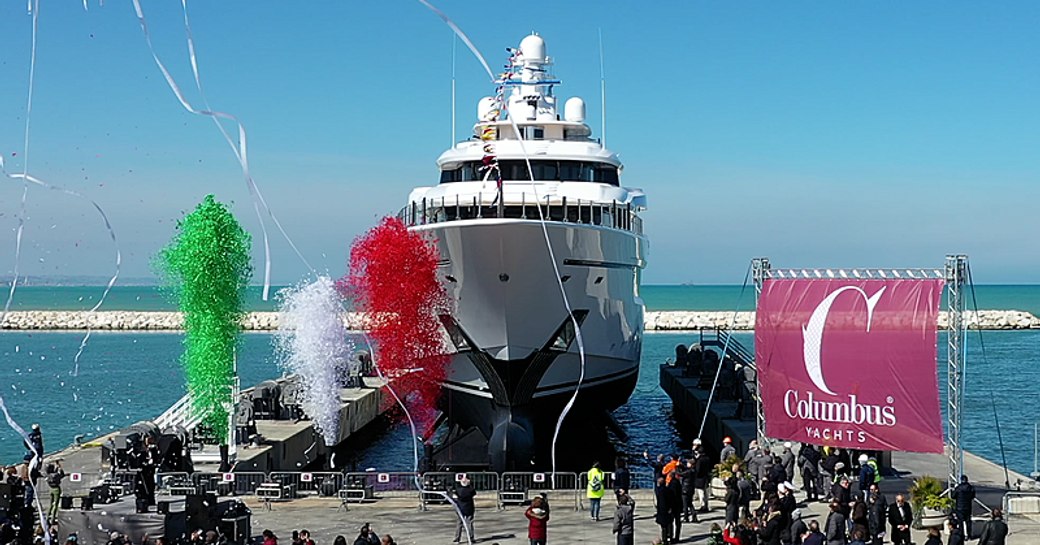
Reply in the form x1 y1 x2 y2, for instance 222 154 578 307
396 195 643 235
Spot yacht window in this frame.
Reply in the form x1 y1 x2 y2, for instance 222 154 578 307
439 160 618 186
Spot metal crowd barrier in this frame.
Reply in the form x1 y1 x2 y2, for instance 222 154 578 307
110 469 141 496
342 472 421 502
1002 491 1040 538
192 471 267 496
156 472 192 494
500 472 580 511
268 472 342 497
420 472 499 501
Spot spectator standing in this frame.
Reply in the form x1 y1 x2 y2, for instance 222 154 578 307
781 443 796 487
824 501 848 545
720 437 736 463
352 524 379 545
799 444 821 502
586 462 606 521
45 461 65 522
525 496 549 545
922 528 943 545
613 457 631 497
452 476 476 543
678 458 696 523
612 493 635 545
654 477 674 545
887 494 913 545
693 448 713 514
952 475 976 537
802 520 824 545
977 508 1008 545
790 509 808 545
866 485 887 545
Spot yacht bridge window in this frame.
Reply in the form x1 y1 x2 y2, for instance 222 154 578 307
439 160 619 185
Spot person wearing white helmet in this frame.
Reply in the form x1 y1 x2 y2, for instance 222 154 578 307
858 454 879 501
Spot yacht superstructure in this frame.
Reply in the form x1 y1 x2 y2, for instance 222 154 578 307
399 34 647 470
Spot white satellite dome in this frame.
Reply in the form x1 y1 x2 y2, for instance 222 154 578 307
564 97 586 122
519 34 546 63
477 96 497 121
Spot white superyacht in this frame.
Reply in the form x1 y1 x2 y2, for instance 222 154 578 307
401 34 647 470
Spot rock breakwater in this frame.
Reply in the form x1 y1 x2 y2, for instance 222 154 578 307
0 310 1037 331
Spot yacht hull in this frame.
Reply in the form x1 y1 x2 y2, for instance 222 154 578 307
411 219 646 470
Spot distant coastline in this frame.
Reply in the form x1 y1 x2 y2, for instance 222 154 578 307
1 309 1037 331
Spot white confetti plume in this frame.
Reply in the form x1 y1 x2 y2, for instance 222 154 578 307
275 276 354 446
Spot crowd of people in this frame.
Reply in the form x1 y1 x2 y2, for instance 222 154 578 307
620 437 1011 545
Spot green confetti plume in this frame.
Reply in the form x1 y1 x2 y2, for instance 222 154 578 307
156 195 251 443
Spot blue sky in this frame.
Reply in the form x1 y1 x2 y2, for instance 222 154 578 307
0 1 1037 285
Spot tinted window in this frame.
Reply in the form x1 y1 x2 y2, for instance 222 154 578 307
440 160 618 186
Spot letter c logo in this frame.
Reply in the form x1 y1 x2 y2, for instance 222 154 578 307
802 286 885 395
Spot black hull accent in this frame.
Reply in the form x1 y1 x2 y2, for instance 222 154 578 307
437 368 639 471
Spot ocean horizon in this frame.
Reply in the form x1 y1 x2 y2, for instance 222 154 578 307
2 284 1040 315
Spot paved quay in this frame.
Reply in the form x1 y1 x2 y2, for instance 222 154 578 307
223 484 1038 544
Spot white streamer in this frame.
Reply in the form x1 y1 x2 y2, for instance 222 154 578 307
2 0 39 336
0 0 121 373
0 396 50 544
415 1 587 480
130 0 314 300
275 277 354 446
362 335 473 545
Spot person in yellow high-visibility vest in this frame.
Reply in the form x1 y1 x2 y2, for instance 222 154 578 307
587 461 606 521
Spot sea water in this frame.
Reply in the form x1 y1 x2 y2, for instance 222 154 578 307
0 329 1035 478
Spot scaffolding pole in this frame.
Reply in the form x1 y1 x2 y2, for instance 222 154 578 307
751 257 771 447
945 255 968 490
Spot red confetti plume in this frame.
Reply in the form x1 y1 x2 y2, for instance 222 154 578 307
340 216 450 429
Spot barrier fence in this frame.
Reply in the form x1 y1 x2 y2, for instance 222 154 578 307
148 470 630 510
1002 491 1040 538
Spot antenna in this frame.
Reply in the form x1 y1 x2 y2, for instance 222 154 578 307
598 28 606 147
451 33 457 147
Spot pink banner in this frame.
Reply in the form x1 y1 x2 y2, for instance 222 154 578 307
755 278 944 453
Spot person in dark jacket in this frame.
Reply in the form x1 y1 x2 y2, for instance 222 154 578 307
736 470 754 520
768 457 788 487
452 477 476 543
667 470 685 542
802 519 825 545
832 478 852 520
613 457 631 497
922 527 943 545
777 483 797 543
799 444 821 502
866 486 887 545
820 449 840 500
654 477 674 544
693 448 713 513
887 494 913 545
724 477 740 526
952 475 976 537
850 497 869 538
612 494 635 545
946 515 965 545
757 503 784 545
789 509 808 545
824 501 848 545
977 508 1008 545
678 459 696 523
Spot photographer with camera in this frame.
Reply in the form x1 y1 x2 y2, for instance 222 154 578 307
352 524 378 545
